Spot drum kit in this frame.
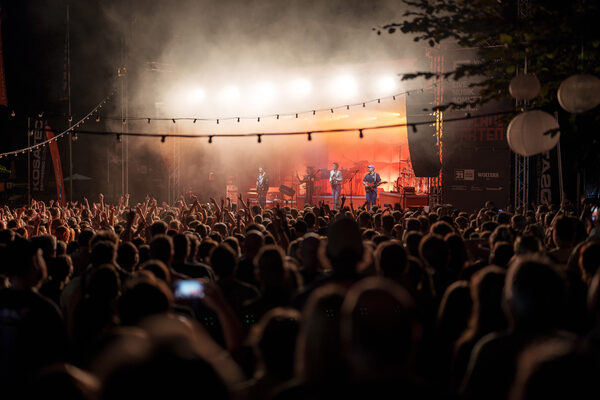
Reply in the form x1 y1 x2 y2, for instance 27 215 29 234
394 161 429 194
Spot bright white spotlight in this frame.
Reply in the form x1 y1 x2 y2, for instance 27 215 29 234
290 78 311 98
254 81 277 103
331 74 358 99
188 88 206 103
377 75 398 93
219 85 240 103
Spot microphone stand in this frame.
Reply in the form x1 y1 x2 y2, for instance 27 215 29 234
348 169 361 207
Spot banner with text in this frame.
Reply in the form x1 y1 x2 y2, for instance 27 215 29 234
441 47 511 211
532 146 562 206
31 119 49 193
30 120 65 202
45 125 65 204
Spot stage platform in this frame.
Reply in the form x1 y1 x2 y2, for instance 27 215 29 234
295 192 429 209
243 190 428 210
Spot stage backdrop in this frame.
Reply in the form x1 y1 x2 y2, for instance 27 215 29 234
123 59 420 203
173 102 411 201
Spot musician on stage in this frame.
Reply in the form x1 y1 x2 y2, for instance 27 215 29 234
256 167 269 209
329 162 343 209
363 164 381 210
297 166 317 206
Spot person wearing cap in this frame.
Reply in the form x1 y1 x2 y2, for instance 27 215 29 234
257 167 269 209
362 165 381 210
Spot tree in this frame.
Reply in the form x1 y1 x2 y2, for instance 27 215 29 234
378 0 600 198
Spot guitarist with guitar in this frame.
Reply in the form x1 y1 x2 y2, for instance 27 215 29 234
256 166 269 209
363 164 384 210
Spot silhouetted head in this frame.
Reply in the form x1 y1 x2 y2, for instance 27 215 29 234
150 235 174 267
419 234 449 271
250 308 301 381
244 230 264 258
255 245 286 289
90 241 117 268
375 240 408 283
117 242 139 272
118 276 173 326
210 243 238 279
326 218 364 275
296 285 347 383
504 256 566 332
341 277 419 378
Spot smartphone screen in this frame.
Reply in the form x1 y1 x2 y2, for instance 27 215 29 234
174 280 205 299
592 206 598 222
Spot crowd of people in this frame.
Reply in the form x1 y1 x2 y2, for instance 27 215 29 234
0 192 599 399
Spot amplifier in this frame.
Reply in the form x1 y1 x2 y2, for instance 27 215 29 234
403 186 415 194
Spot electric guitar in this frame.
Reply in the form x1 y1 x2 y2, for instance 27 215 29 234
256 174 269 193
364 181 387 193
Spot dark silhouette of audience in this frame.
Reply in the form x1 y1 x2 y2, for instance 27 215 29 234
0 194 598 400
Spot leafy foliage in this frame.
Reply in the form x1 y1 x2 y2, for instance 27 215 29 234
376 0 600 109
376 0 600 193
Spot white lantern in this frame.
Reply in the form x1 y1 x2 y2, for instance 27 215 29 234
506 110 560 157
509 74 541 101
557 74 600 113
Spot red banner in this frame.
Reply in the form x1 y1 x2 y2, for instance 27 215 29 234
45 126 65 204
0 19 8 106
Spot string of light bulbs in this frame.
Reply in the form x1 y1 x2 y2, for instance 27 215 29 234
0 91 117 159
102 85 438 125
70 109 516 143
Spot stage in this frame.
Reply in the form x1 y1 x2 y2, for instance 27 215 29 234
245 189 429 209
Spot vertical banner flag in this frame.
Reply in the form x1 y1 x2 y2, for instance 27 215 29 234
0 18 8 106
534 146 562 205
45 126 65 204
32 119 49 193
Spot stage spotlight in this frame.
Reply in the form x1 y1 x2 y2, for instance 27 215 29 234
289 78 311 98
377 75 398 93
253 81 277 103
188 88 206 103
219 85 240 103
331 74 358 99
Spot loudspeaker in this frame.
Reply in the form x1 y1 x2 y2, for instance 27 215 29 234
279 185 295 196
403 186 415 194
405 85 442 177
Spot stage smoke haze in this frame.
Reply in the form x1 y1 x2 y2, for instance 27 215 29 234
87 0 420 202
